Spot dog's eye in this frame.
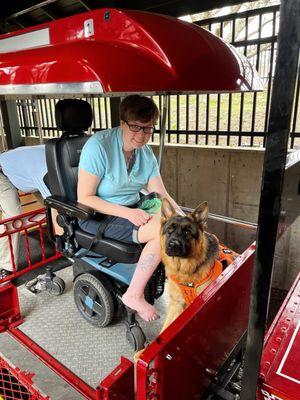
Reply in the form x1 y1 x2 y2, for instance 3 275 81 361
168 225 175 234
183 229 191 236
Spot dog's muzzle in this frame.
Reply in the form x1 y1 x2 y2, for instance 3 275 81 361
166 239 188 257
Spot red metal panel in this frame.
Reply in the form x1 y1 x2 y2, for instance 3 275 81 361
0 284 22 332
257 383 295 400
136 244 255 400
258 273 300 400
0 9 262 93
100 356 134 400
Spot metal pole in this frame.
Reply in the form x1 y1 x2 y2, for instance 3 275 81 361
109 97 121 128
240 1 299 399
33 99 44 144
0 100 22 149
7 0 59 20
158 95 168 171
181 207 257 230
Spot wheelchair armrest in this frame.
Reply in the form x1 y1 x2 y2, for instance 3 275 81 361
44 195 96 220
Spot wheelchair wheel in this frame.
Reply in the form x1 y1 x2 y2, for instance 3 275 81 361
74 273 114 327
46 276 65 296
126 325 146 351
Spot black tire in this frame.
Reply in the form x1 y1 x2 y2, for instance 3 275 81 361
126 325 146 351
47 276 65 296
73 273 114 327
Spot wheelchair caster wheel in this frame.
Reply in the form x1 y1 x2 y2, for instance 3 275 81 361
46 276 65 296
25 272 65 296
126 325 146 351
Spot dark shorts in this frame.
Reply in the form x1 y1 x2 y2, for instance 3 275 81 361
79 215 140 244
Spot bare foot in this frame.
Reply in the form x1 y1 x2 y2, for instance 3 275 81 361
122 292 160 322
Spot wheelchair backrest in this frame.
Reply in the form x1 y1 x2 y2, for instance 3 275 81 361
46 99 93 203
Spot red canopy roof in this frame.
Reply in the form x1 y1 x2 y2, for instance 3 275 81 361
0 8 262 96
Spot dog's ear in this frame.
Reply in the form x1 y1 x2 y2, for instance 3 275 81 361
191 201 208 229
161 198 177 221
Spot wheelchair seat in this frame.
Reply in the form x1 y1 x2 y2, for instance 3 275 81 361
45 98 142 263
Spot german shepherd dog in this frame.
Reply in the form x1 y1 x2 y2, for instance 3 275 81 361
160 198 223 331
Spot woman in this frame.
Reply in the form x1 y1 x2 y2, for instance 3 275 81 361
78 95 182 321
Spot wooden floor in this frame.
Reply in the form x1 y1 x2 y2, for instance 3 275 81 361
20 192 44 213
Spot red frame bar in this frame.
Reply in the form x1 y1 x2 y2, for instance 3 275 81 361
0 355 49 400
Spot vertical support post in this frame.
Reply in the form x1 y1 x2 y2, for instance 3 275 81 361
0 100 22 149
20 100 31 138
33 99 44 144
240 1 299 399
110 97 121 128
158 95 168 172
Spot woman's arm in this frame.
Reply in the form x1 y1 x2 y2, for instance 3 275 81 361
146 175 184 215
77 169 150 226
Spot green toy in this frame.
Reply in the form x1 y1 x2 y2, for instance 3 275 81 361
138 197 162 214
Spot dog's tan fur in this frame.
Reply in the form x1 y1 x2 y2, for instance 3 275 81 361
160 199 219 331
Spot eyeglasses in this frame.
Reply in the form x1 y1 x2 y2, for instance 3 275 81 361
125 120 155 134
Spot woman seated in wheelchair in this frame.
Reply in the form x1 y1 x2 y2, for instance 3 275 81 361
77 95 182 322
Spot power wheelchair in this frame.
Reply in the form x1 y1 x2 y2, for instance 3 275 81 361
44 99 165 351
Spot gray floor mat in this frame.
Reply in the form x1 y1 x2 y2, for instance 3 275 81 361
18 266 168 388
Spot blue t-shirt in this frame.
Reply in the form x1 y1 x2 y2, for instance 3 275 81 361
79 127 160 205
0 145 50 198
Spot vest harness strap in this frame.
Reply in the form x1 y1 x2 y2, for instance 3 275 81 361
168 244 238 306
169 259 223 306
218 243 239 269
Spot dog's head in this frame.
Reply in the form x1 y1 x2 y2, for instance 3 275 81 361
161 199 208 258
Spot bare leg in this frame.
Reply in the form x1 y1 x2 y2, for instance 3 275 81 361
122 214 161 321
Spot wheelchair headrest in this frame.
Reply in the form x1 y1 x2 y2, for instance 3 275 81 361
55 99 93 134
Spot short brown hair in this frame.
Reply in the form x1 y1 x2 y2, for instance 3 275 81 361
119 95 159 123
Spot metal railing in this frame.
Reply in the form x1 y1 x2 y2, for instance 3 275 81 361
0 208 61 284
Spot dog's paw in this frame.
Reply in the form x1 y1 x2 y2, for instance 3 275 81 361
134 349 144 363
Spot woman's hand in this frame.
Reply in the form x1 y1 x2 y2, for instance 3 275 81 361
125 208 152 226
